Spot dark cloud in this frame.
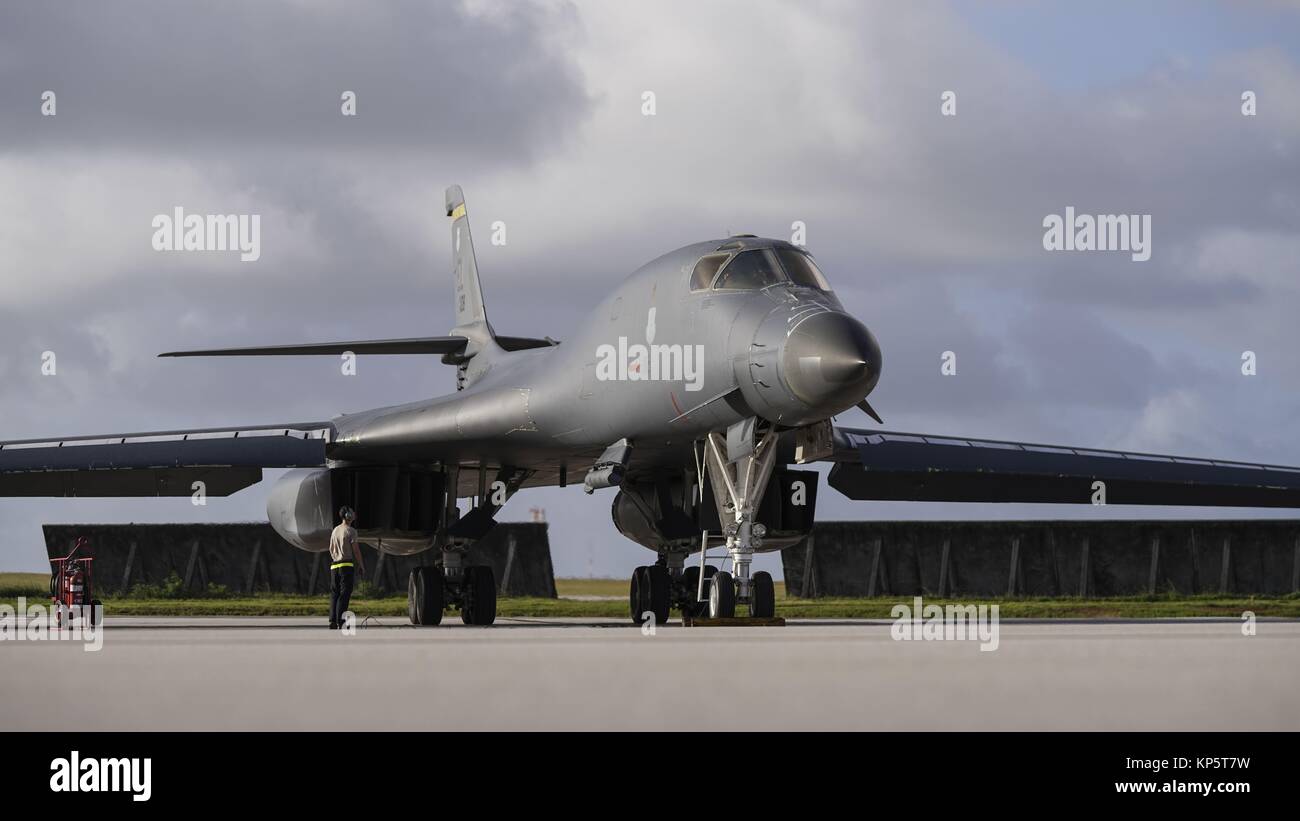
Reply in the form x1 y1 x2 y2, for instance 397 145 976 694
0 0 590 162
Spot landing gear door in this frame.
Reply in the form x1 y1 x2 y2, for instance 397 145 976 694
698 467 819 537
760 468 819 534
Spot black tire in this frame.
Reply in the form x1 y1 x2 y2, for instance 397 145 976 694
408 567 444 626
680 565 718 618
709 570 736 618
680 566 700 617
644 565 670 626
407 568 420 624
630 566 650 624
750 571 775 618
461 566 497 626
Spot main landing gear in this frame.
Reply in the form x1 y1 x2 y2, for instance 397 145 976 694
408 463 525 627
408 548 497 627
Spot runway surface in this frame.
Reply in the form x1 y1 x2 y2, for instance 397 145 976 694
4 617 1299 730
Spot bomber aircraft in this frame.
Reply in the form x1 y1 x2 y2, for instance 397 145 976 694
5 185 1300 625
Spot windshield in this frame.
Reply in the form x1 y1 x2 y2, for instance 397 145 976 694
775 248 830 290
713 249 785 290
690 253 730 291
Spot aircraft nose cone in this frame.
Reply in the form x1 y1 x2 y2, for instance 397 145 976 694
782 311 882 412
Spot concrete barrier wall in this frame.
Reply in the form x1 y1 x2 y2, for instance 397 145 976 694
781 520 1300 598
42 522 557 598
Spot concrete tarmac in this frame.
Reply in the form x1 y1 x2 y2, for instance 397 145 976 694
3 617 1298 730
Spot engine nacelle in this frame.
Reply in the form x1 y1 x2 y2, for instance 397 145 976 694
267 468 334 552
267 466 449 555
611 484 679 552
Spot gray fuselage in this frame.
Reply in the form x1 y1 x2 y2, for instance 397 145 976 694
327 236 882 481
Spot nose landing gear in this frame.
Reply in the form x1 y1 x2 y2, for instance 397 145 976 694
625 424 784 626
749 570 776 618
701 426 779 619
707 570 735 618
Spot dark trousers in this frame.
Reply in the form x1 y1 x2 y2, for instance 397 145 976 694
330 567 355 626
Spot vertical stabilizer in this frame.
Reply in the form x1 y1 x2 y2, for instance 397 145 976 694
445 185 496 389
446 185 489 330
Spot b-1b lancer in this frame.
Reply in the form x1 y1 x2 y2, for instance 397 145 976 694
6 185 1300 625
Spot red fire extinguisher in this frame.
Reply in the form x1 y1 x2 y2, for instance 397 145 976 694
50 537 100 628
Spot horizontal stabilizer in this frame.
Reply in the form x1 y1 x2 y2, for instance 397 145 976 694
495 335 560 352
159 337 469 357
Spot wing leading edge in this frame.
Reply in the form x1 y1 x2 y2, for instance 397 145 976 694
827 427 1300 508
0 423 330 497
158 337 469 357
157 335 556 358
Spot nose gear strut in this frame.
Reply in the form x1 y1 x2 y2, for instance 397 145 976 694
702 424 779 617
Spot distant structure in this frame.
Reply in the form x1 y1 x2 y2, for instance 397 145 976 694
42 522 557 598
782 520 1300 598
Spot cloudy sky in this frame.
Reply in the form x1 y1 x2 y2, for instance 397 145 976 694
2 0 1298 576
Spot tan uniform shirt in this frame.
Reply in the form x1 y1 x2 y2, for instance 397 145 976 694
329 523 358 566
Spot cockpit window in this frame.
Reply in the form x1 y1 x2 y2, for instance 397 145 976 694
713 249 785 290
690 254 729 291
775 248 830 290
